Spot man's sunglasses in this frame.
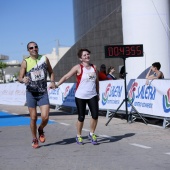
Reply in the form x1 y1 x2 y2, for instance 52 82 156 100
28 46 38 50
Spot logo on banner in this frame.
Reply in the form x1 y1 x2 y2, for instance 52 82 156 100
128 82 138 104
48 88 60 101
102 83 111 105
62 85 76 103
101 83 123 105
62 86 70 101
128 82 156 108
162 88 170 113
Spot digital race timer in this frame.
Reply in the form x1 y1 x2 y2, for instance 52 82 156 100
104 44 143 58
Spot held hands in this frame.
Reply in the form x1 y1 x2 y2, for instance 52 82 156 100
48 82 57 89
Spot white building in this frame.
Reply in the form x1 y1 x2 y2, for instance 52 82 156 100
0 54 9 60
122 0 170 80
45 47 70 69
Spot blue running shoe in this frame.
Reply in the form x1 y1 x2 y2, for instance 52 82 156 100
88 133 98 145
76 136 83 145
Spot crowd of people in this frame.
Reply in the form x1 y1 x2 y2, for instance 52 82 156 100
98 64 124 81
18 41 164 149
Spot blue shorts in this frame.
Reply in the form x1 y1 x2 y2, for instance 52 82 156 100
26 91 50 108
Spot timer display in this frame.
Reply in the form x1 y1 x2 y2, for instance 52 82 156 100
105 44 143 58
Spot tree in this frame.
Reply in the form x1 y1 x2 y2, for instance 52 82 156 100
0 61 7 83
0 61 7 69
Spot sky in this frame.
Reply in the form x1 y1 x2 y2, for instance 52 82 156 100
0 0 75 62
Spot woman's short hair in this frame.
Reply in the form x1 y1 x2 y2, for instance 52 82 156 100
77 48 91 58
152 62 161 70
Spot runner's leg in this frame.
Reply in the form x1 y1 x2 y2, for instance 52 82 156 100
26 91 38 139
39 104 49 129
75 97 87 136
38 92 50 130
87 95 99 133
29 107 38 139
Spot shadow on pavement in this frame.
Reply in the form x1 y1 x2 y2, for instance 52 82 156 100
41 133 135 147
98 133 135 143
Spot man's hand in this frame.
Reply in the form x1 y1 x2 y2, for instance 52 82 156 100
48 82 57 89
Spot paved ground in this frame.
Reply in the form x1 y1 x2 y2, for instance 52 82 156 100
0 104 170 170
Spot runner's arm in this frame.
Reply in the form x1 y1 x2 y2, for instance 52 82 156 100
18 60 27 83
46 57 56 89
56 65 79 87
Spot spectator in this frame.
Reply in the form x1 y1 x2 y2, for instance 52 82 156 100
119 65 125 79
107 66 117 80
98 64 109 81
145 62 164 85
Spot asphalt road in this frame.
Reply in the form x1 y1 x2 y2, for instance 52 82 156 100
0 104 170 170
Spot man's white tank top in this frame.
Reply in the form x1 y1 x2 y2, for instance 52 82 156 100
75 64 97 99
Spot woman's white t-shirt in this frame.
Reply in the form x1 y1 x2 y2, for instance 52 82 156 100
75 64 97 99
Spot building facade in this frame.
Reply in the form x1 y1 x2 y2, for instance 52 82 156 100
53 0 170 82
0 54 9 60
53 0 124 82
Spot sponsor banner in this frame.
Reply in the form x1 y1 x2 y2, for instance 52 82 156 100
99 80 125 110
127 79 170 117
58 83 76 107
48 82 76 107
1 79 170 118
0 83 26 105
48 82 63 105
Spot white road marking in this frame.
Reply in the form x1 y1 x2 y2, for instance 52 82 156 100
82 128 90 132
12 113 18 115
99 134 116 139
49 119 56 122
130 143 151 149
165 153 170 155
59 122 70 126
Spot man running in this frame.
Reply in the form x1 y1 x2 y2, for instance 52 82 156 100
18 41 56 148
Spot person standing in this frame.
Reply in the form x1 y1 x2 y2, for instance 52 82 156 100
107 66 117 80
56 48 99 145
119 65 125 79
98 64 109 81
18 41 56 148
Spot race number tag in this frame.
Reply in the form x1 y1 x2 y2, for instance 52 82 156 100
30 69 45 81
86 72 96 81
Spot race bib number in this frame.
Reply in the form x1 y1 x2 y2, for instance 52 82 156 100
30 69 45 81
86 72 96 81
